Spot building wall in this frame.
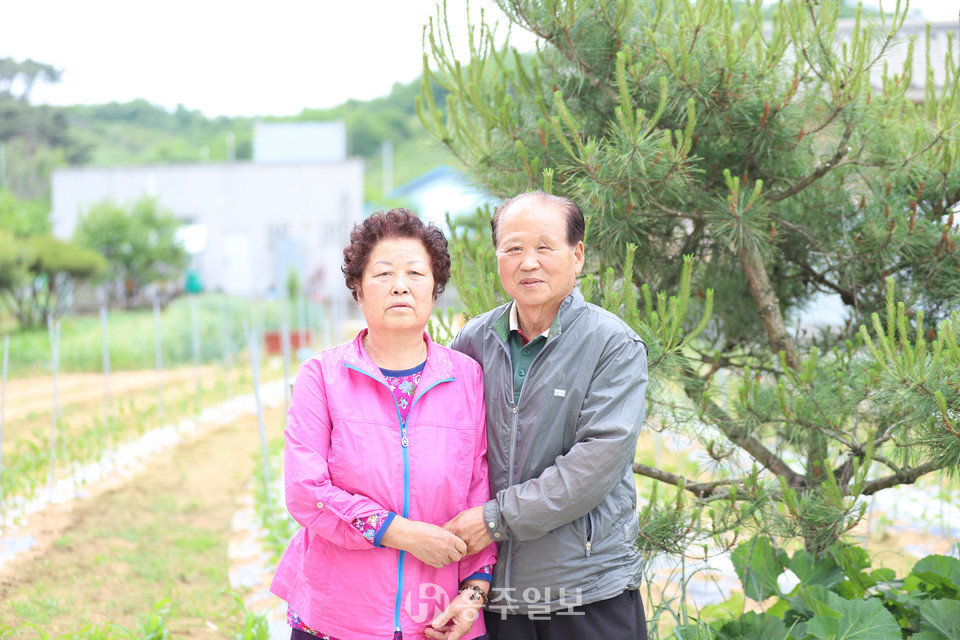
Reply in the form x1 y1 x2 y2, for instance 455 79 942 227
51 160 364 301
387 166 495 235
835 20 959 101
253 121 347 164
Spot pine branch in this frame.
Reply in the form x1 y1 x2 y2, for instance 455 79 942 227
860 461 944 496
833 455 859 489
505 1 618 102
797 261 859 307
684 381 805 487
769 215 820 248
767 120 855 203
632 462 745 499
871 417 910 451
694 349 780 376
560 27 619 102
651 200 704 221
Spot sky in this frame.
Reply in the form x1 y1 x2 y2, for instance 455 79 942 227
1 0 957 118
0 0 523 117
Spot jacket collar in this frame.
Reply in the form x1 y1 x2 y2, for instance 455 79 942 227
342 329 456 385
493 288 586 343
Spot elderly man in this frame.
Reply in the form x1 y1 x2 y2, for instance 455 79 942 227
446 191 648 640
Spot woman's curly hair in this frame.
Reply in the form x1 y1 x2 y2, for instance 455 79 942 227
342 208 451 301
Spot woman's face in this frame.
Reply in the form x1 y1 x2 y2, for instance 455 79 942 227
357 237 436 336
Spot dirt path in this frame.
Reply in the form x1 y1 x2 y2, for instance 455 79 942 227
0 401 284 636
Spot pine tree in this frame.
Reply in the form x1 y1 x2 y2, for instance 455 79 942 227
419 0 960 554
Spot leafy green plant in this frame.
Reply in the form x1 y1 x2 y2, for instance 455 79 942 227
121 600 171 640
232 594 272 640
0 355 275 525
9 595 60 625
677 536 960 640
8 623 48 640
10 600 174 640
65 624 126 640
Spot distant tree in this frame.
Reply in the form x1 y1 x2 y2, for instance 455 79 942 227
285 266 303 302
0 57 61 102
62 100 253 165
0 230 33 295
0 57 67 146
73 197 190 307
0 231 105 327
0 57 89 199
295 77 449 157
0 189 50 236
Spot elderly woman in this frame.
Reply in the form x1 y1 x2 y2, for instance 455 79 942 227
271 208 495 640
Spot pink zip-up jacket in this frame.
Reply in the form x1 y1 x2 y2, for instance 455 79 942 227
270 331 496 640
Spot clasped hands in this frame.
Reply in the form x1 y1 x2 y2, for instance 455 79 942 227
379 506 495 640
379 505 494 568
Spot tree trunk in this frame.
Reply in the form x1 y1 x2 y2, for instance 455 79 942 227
738 242 799 369
738 241 828 553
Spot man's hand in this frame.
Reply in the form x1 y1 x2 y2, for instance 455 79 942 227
424 582 486 640
443 505 494 555
380 517 466 568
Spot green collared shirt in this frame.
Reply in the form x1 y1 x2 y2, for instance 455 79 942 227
503 302 551 403
508 332 546 403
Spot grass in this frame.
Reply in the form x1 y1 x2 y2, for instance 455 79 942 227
1 598 272 640
9 593 60 625
0 293 328 377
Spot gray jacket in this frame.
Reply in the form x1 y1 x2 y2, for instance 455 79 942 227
451 288 648 614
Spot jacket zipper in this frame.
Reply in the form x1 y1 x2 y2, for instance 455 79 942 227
401 378 452 629
396 414 409 632
584 511 594 557
495 335 518 610
497 329 557 610
345 362 453 633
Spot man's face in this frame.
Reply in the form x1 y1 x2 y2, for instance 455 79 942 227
495 198 584 314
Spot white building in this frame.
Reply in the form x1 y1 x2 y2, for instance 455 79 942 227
51 122 363 302
253 121 347 164
386 165 495 233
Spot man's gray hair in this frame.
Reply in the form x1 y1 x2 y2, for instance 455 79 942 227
491 190 586 248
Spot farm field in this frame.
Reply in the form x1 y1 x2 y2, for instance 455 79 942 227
1 368 224 424
0 359 286 637
0 360 264 514
1 362 958 638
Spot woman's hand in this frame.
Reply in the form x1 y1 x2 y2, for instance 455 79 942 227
424 582 488 640
443 506 494 555
380 516 467 568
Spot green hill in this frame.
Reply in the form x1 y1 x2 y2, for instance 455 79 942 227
1 66 450 208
